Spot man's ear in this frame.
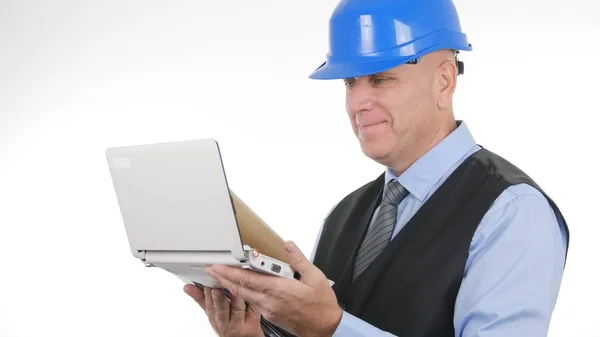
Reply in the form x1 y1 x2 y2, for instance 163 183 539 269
436 60 457 110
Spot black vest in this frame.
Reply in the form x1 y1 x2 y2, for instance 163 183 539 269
312 147 569 337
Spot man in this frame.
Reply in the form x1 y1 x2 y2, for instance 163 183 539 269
184 0 570 336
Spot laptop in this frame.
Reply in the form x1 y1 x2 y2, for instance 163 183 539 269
105 138 296 289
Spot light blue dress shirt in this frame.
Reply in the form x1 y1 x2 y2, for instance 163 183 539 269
310 121 568 337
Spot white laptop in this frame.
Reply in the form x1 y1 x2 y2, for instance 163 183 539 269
105 138 295 288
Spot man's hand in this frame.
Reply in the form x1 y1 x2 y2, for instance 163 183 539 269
183 284 263 337
206 241 343 337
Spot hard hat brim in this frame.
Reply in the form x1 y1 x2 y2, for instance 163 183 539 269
308 57 418 80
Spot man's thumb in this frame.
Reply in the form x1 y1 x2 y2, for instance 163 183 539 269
284 241 311 275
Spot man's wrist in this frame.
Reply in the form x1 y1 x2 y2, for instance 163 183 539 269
323 305 343 337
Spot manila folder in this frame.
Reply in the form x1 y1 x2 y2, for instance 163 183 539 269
230 190 288 264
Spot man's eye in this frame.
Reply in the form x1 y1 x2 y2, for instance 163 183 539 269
344 80 354 88
372 77 386 84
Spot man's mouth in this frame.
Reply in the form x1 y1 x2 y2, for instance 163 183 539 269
358 121 387 128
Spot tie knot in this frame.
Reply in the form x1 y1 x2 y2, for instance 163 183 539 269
383 180 408 205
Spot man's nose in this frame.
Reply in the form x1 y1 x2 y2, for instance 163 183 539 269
346 83 375 114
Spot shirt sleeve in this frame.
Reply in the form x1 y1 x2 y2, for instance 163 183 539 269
332 311 398 337
453 183 568 337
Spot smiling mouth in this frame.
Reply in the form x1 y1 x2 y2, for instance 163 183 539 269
358 121 387 128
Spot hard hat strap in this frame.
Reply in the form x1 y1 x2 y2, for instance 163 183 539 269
408 50 464 75
455 50 464 75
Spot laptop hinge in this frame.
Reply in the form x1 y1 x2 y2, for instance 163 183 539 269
141 250 247 267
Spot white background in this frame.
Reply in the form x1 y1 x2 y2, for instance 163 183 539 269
0 0 598 336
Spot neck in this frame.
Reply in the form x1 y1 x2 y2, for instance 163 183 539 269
390 117 457 176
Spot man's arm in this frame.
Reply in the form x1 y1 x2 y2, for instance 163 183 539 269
310 184 568 337
453 183 568 337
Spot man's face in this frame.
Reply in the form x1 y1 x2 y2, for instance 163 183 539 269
344 51 455 169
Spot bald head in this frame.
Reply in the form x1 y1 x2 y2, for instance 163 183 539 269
421 49 460 83
421 49 459 111
425 49 458 66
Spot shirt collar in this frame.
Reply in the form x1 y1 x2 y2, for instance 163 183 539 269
384 121 477 202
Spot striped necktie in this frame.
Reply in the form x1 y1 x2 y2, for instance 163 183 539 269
352 180 408 281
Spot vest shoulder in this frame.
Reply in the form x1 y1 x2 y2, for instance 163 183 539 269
471 147 540 188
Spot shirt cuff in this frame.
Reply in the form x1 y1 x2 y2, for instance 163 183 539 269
332 310 395 337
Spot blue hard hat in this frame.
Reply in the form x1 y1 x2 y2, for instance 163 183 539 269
309 0 473 80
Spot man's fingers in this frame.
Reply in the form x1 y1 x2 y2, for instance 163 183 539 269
229 293 247 325
246 302 262 323
204 286 216 322
183 284 206 310
207 267 268 304
284 241 314 278
208 265 272 293
211 289 230 328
